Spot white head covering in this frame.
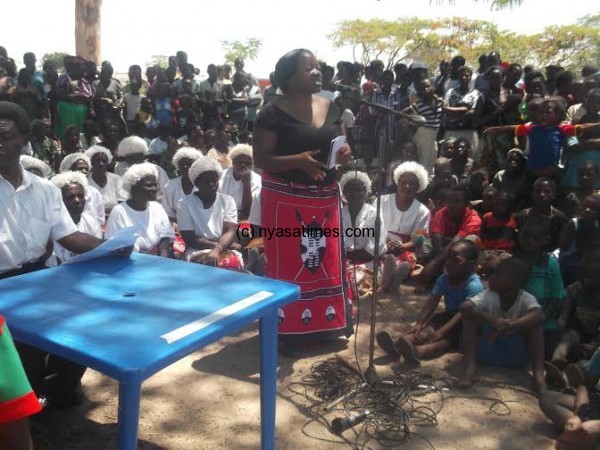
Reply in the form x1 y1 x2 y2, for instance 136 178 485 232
392 161 429 193
117 136 149 158
122 162 158 193
51 171 89 189
188 156 223 184
59 152 91 174
339 170 371 194
20 155 51 178
172 147 203 170
228 144 253 161
85 144 113 164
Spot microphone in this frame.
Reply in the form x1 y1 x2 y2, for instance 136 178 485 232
330 82 360 93
331 410 370 434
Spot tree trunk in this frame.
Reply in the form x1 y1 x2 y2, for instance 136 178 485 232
75 0 102 64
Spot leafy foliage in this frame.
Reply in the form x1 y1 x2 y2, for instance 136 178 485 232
146 55 170 69
221 38 262 65
41 52 69 72
329 15 600 72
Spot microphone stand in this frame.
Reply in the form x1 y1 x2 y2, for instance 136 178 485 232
344 89 425 384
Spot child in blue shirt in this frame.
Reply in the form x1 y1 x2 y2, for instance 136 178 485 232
485 97 600 178
377 239 484 364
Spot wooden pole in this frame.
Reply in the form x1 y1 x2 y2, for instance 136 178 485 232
75 0 102 63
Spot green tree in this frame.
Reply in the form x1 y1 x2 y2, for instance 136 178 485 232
221 38 262 65
146 55 169 69
41 52 69 72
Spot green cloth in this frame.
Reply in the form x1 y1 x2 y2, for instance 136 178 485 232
54 100 87 144
0 320 33 404
524 255 565 330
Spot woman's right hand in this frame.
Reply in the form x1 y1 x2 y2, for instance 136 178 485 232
298 150 327 181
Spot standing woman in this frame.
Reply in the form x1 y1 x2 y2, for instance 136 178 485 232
253 49 353 342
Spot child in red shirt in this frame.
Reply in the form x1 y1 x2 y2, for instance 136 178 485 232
481 191 518 253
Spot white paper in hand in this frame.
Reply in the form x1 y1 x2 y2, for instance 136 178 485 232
63 226 139 265
328 135 347 169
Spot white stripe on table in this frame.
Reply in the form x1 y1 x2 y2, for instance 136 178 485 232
161 290 274 344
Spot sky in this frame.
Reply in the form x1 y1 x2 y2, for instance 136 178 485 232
1 0 597 79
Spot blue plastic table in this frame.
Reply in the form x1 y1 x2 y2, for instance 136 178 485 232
0 253 299 449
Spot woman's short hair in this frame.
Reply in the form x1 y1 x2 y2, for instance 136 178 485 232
188 156 223 184
59 152 91 173
339 170 371 194
122 162 158 193
85 145 113 165
51 171 88 190
117 136 149 158
20 155 51 178
392 161 429 193
229 144 253 161
172 147 203 170
274 49 313 94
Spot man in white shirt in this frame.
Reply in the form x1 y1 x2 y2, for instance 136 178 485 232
0 102 104 408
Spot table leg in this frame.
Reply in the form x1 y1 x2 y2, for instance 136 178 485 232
117 380 142 450
259 309 278 450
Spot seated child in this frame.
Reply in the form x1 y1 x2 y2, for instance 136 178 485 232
0 316 41 450
552 251 600 368
516 177 568 253
491 148 530 210
485 96 600 178
539 370 600 450
481 190 518 254
459 258 546 393
449 137 474 189
472 185 497 218
561 160 600 219
559 193 600 285
417 157 456 212
516 214 565 359
417 186 482 290
377 239 484 363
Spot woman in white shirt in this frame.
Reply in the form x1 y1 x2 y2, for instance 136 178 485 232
50 171 103 263
340 170 386 296
380 161 431 292
162 147 203 222
85 145 124 217
59 152 105 226
177 156 242 269
105 162 174 256
218 143 261 219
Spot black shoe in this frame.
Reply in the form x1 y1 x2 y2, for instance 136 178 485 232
46 383 84 409
376 331 401 358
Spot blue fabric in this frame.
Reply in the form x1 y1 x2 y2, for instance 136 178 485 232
585 346 600 376
432 272 484 314
527 126 565 171
476 324 529 368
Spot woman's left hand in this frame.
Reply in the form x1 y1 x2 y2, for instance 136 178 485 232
335 144 353 166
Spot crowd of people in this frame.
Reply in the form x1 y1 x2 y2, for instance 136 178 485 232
1 43 600 449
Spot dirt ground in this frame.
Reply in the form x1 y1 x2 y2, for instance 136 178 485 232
32 285 560 450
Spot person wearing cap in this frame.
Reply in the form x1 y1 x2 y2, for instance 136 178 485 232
218 143 261 219
163 147 203 223
177 156 243 269
51 171 103 263
114 136 170 202
58 151 105 225
105 162 174 257
0 101 103 413
19 154 51 178
85 144 125 217
407 61 429 104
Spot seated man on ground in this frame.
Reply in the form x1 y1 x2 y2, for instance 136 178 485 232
377 239 483 364
459 258 546 393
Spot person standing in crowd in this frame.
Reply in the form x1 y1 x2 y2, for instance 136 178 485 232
253 48 353 345
54 56 92 143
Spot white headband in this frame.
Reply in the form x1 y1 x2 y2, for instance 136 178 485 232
392 161 429 193
188 156 223 184
122 162 158 193
85 144 113 164
51 171 89 189
20 155 51 178
59 152 91 174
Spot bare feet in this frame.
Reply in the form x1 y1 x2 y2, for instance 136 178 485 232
458 366 480 389
376 331 400 358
